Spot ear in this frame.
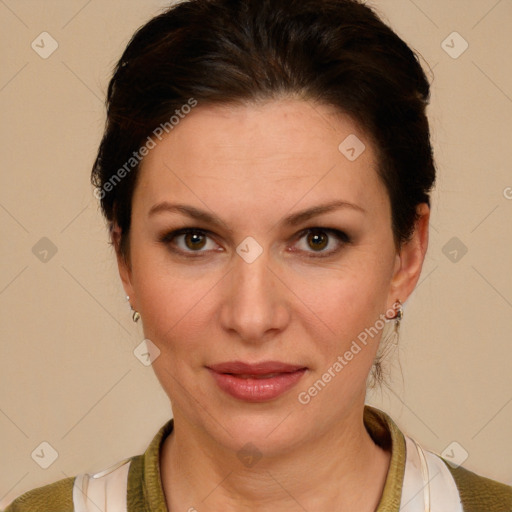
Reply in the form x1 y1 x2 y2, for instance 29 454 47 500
387 203 430 308
112 223 135 305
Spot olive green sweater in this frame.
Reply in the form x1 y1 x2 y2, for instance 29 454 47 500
4 406 512 511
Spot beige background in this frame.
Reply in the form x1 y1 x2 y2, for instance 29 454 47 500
1 0 511 506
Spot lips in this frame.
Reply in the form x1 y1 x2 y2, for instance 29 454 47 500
207 361 307 402
208 361 306 375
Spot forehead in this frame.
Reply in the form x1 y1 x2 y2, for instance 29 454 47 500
134 99 388 222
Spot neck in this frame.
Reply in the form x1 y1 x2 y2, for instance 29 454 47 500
160 405 391 512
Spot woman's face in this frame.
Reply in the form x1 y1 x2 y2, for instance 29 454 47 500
117 99 428 454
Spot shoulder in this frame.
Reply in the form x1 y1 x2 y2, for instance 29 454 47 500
441 459 512 512
3 454 143 512
3 419 173 512
2 476 75 512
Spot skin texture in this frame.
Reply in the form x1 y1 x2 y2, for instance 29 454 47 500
114 99 430 511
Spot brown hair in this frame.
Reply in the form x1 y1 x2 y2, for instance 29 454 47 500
91 0 436 386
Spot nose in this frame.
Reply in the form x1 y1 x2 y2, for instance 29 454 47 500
219 248 290 344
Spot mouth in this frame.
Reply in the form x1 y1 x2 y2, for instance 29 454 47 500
207 361 308 402
231 372 286 379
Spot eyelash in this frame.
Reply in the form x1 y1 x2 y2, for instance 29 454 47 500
159 227 351 259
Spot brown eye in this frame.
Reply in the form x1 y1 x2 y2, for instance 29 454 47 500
160 228 219 256
183 232 207 250
306 231 329 251
293 228 350 258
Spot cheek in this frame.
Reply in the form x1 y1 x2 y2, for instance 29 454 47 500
290 254 394 384
299 249 392 327
300 277 387 370
130 240 222 362
129 241 178 338
135 271 208 351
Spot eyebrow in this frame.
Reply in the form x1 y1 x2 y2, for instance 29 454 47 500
148 200 366 231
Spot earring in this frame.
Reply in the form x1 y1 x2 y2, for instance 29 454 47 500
393 299 403 331
126 295 141 323
379 299 403 361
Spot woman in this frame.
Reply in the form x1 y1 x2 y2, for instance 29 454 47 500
5 0 511 511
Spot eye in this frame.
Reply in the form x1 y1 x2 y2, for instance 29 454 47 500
159 229 220 256
292 228 350 257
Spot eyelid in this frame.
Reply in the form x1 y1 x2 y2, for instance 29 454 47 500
159 226 350 257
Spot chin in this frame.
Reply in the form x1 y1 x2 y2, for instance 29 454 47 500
198 397 318 456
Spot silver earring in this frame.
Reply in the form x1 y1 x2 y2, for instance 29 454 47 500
126 295 140 322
